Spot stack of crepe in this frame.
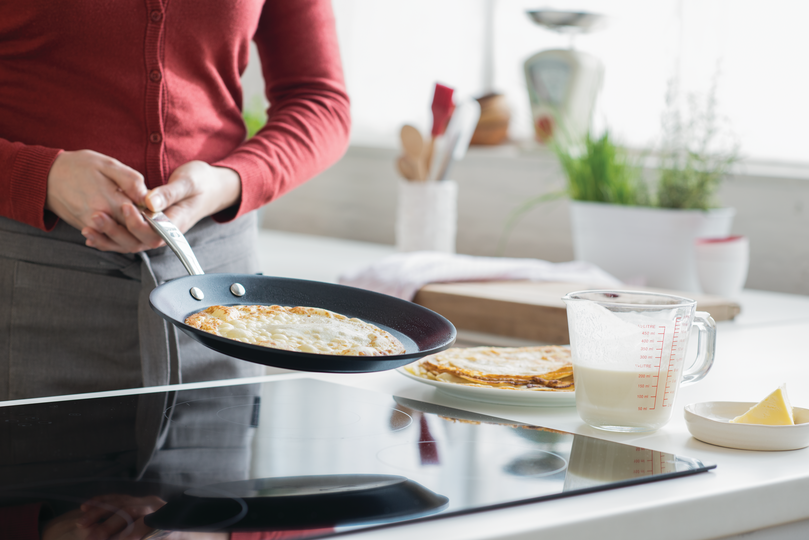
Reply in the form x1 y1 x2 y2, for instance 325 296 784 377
405 345 574 392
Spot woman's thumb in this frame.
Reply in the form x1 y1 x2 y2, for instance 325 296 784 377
144 188 168 213
145 166 196 212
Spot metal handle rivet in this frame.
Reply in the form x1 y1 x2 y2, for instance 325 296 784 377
230 283 246 297
190 287 204 301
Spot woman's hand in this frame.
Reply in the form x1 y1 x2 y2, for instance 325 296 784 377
82 161 242 253
75 494 166 540
41 509 91 540
37 494 230 540
143 161 242 233
46 150 162 253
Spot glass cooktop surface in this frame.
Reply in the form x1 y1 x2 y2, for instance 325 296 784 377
0 378 715 538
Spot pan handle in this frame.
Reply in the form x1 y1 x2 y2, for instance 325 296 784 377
140 209 205 276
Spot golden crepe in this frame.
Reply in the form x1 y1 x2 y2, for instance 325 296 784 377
405 345 574 392
185 305 406 356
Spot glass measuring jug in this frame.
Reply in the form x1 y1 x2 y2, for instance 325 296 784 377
562 290 716 432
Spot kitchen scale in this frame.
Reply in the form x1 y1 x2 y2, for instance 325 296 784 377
0 378 714 537
523 9 605 143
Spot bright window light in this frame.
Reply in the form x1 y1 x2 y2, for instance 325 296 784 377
328 0 809 164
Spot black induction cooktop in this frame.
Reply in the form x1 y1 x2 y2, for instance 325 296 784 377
0 378 715 538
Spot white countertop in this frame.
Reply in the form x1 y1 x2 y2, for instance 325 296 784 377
253 230 809 540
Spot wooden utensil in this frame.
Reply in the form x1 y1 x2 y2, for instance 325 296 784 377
400 125 427 181
396 155 419 181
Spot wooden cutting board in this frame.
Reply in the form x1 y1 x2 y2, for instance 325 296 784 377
412 281 740 345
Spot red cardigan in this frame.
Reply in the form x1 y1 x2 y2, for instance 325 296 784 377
1 502 334 539
0 0 350 231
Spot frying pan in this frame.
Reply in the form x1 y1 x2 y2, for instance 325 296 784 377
142 211 456 373
144 474 449 532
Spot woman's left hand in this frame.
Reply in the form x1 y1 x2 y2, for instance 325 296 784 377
83 162 242 253
46 493 232 540
75 494 167 540
142 161 242 233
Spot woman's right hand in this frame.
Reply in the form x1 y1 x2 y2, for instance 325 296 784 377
45 149 162 253
39 495 231 540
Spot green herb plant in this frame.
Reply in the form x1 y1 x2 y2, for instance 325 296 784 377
497 129 645 254
656 76 739 210
556 130 647 206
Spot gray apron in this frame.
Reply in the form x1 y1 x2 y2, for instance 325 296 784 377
0 213 264 401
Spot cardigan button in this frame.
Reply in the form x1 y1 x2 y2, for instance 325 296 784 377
149 70 162 82
150 10 163 22
150 133 162 144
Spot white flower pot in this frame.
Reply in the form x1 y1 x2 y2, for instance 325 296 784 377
569 201 736 293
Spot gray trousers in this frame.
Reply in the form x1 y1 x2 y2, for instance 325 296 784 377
0 213 264 401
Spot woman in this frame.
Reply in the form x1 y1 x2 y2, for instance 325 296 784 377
0 0 351 400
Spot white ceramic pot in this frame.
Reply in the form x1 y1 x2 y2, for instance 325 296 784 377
569 201 735 292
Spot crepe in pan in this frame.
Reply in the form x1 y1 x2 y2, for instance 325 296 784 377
185 305 406 356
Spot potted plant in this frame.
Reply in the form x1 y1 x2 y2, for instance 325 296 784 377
505 81 739 292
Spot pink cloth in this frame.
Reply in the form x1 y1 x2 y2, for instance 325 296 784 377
339 251 622 300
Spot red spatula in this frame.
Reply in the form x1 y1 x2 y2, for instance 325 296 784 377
425 83 454 178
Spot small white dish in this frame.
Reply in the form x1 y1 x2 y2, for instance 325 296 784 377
397 367 576 407
684 401 809 451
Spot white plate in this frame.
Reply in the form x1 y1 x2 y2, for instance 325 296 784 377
397 367 576 407
684 401 809 451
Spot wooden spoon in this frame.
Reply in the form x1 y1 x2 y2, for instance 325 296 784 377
400 125 427 180
396 155 419 181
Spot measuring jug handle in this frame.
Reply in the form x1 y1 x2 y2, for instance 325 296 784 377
682 311 716 385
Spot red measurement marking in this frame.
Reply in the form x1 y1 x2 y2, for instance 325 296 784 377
632 448 655 476
651 325 666 410
661 317 682 407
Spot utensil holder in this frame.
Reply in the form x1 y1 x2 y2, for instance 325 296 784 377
396 179 457 253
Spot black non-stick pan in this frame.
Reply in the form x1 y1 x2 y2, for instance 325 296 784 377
145 474 449 532
143 211 456 373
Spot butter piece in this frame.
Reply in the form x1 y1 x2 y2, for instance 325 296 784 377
730 384 794 425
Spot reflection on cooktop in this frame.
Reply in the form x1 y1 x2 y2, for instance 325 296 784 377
376 439 567 479
0 378 715 539
148 475 449 532
166 384 412 439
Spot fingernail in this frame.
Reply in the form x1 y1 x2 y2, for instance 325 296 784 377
148 194 165 211
91 214 105 228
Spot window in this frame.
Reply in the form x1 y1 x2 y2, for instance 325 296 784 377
325 0 809 164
